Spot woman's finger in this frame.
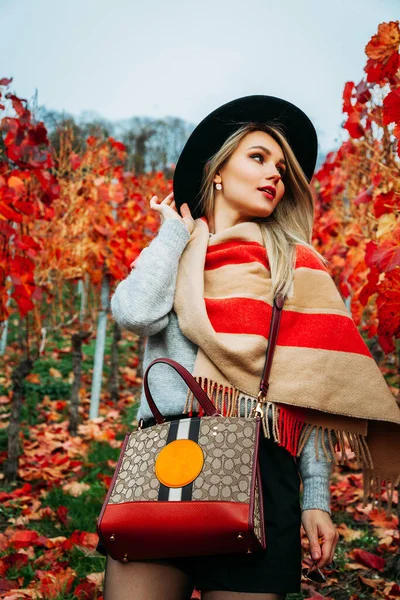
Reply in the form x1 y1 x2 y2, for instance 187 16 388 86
317 534 336 569
318 542 332 569
162 192 174 203
328 533 339 565
149 197 159 210
306 527 321 564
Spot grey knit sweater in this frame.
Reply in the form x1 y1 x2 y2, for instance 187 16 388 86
110 217 333 514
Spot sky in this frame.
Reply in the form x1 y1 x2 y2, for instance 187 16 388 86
1 0 398 158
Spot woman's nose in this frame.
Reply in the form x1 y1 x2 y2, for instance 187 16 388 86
266 169 281 183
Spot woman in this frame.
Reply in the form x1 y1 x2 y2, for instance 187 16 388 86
98 96 399 599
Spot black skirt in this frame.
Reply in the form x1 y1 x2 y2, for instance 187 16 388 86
96 413 302 595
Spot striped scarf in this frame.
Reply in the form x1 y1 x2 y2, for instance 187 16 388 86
173 216 400 513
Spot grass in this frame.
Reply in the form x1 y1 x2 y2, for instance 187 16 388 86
43 482 106 534
67 544 106 578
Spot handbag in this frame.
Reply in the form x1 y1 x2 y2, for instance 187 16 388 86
96 295 284 563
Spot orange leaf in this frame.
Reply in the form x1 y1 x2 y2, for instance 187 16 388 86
365 21 400 62
25 373 41 384
345 561 370 571
49 367 62 379
368 508 399 529
69 530 99 550
37 567 75 599
365 21 400 84
358 574 384 588
336 523 363 542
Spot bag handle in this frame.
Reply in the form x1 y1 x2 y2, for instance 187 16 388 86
143 357 220 423
142 294 284 424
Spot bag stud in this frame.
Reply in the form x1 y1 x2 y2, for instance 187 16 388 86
246 549 252 554
122 554 129 562
237 534 244 539
110 534 116 542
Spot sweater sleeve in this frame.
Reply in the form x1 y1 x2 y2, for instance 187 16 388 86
110 218 191 336
297 428 333 515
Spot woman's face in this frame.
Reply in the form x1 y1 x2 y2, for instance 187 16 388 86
213 130 287 220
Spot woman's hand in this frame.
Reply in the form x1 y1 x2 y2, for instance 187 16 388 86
149 191 195 234
301 509 339 569
129 192 195 269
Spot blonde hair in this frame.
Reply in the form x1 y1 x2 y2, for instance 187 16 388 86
194 122 328 299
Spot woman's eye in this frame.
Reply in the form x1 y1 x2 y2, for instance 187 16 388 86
250 154 286 177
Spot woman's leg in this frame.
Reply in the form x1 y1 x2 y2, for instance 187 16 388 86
202 592 285 600
103 554 195 600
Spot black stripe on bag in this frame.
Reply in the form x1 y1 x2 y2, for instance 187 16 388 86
166 420 179 445
158 421 178 501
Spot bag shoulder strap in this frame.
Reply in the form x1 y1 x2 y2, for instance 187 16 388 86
259 294 284 396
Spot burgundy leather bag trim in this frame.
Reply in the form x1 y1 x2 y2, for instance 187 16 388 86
99 500 263 561
96 432 130 545
247 418 266 549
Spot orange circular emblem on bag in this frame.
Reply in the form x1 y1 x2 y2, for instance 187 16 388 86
155 439 204 487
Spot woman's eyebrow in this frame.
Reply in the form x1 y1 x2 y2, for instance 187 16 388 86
248 145 286 167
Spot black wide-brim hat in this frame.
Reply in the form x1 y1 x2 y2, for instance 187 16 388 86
173 94 318 220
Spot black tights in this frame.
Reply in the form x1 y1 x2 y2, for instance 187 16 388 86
103 554 285 600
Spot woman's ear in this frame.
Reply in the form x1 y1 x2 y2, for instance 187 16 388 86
213 173 222 185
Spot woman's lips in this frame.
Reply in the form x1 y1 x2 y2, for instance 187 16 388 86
259 189 274 200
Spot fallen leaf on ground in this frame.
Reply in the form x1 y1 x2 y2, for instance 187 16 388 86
336 522 363 542
349 549 386 571
358 574 385 588
62 481 90 497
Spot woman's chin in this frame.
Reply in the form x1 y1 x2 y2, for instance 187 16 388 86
249 207 274 219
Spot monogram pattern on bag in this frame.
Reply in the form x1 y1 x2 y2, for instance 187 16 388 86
109 426 169 502
108 417 257 505
190 419 255 502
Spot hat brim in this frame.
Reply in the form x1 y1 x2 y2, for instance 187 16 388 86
173 94 318 220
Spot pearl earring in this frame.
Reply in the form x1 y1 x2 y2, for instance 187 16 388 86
215 183 222 190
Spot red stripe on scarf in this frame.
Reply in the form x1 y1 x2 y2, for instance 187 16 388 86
294 245 329 271
205 242 269 270
204 297 371 356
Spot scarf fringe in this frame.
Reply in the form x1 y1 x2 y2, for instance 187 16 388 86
362 471 399 515
183 376 396 514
